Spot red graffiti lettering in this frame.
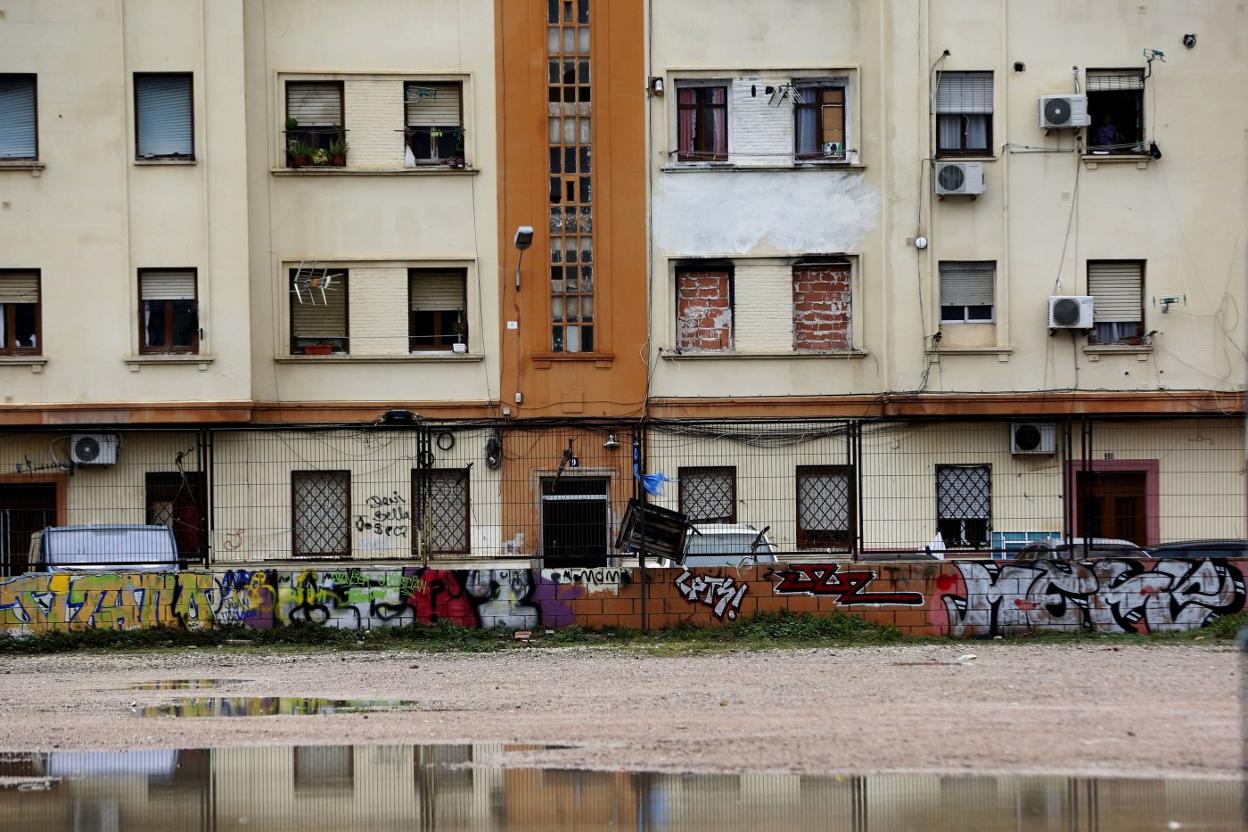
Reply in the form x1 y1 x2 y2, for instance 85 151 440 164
772 564 924 606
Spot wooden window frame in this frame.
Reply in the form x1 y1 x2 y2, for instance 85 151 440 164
413 468 471 556
133 72 195 161
291 470 352 559
138 268 199 355
796 465 855 551
678 466 737 524
0 268 41 356
676 83 729 162
289 267 350 356
0 74 38 161
793 83 847 161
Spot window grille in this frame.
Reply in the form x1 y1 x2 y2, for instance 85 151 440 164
292 470 351 557
797 466 853 550
679 467 736 523
936 465 991 548
417 469 470 554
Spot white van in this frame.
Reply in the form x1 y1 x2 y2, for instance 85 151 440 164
29 524 179 573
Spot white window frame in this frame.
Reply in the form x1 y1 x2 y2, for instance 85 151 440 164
938 261 996 325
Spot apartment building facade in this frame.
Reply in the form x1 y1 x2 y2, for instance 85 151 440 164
0 0 1243 572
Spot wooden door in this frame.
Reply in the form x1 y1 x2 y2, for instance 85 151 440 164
1077 471 1147 545
0 484 57 575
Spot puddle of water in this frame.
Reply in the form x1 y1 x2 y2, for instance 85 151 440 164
136 697 416 718
0 746 1240 831
126 679 249 691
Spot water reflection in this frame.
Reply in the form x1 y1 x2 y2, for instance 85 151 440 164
126 680 249 691
138 697 416 718
0 746 1241 832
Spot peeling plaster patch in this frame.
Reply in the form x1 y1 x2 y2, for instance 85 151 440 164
656 171 880 256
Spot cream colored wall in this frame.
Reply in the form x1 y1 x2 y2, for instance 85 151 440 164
647 0 1248 400
0 0 251 406
243 0 499 406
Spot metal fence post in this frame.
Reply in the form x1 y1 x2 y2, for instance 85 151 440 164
633 423 648 632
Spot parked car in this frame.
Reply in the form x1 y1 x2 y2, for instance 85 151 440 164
29 524 179 573
1014 537 1146 561
659 523 778 568
1145 539 1248 559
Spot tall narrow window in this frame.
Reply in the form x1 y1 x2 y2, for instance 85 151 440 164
794 84 846 160
935 71 992 156
135 73 193 159
405 82 464 166
936 465 991 549
409 269 467 351
1088 260 1145 345
139 269 198 354
679 467 736 523
677 84 728 161
1086 70 1145 153
676 267 732 352
547 0 594 353
939 261 995 323
797 466 853 550
290 267 349 355
285 81 344 166
0 75 37 160
292 471 351 558
0 270 40 355
146 472 205 560
413 468 470 555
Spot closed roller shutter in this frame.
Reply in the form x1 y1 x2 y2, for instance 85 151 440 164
135 75 193 157
140 270 195 301
409 271 466 311
1086 69 1145 92
0 272 39 303
286 82 342 126
1088 261 1143 322
291 270 348 337
406 83 462 127
0 76 37 159
935 72 993 114
939 262 994 306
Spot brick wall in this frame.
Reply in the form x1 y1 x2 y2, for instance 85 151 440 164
733 262 793 351
730 77 793 166
348 267 409 355
676 270 733 351
3 558 1240 638
792 264 852 351
343 78 405 169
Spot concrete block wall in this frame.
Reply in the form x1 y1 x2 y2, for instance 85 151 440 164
2 558 1241 639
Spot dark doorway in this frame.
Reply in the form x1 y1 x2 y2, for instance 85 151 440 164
1077 471 1147 545
146 472 205 562
541 477 609 567
0 484 57 576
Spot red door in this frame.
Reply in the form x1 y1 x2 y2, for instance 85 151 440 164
0 484 57 575
1077 471 1147 545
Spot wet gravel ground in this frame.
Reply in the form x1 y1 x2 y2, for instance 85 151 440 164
0 643 1238 778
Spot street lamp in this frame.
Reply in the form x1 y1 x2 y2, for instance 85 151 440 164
513 226 534 290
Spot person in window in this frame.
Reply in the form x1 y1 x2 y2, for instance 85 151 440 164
1093 114 1120 150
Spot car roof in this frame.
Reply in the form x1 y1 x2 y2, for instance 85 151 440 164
688 523 762 535
1149 539 1248 549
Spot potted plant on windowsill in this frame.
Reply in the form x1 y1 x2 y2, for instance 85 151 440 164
303 342 334 356
290 141 313 168
329 136 349 167
451 321 468 353
310 147 331 167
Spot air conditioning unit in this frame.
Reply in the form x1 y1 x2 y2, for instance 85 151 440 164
1010 423 1056 455
1039 94 1091 129
1048 295 1094 329
934 161 985 197
71 434 119 466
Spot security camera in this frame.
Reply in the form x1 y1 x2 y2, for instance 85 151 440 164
513 226 534 250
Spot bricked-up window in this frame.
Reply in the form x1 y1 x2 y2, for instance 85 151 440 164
404 82 464 165
285 81 344 166
292 470 351 558
547 0 595 353
413 468 470 555
0 270 40 355
936 72 992 156
139 269 198 354
676 267 733 352
1088 260 1145 345
939 261 995 323
409 269 467 351
792 261 852 352
679 467 736 523
0 75 37 160
1087 69 1145 152
936 465 991 549
794 85 846 160
677 84 728 162
290 267 348 355
797 466 853 550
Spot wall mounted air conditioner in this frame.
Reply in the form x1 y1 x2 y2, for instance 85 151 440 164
1048 295 1094 329
1010 423 1056 455
1039 94 1091 129
934 161 985 197
71 434 119 466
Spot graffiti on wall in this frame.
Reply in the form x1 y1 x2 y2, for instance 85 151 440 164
213 570 277 628
674 568 748 621
939 558 1246 637
0 572 216 635
771 564 924 605
540 567 630 594
279 570 414 629
354 492 411 538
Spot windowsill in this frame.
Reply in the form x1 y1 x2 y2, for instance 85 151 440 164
0 160 44 173
926 346 1013 355
660 349 869 360
934 155 997 163
271 166 478 177
275 353 485 363
663 162 865 173
1084 343 1153 357
1082 153 1151 169
0 355 47 373
134 157 196 166
124 354 214 372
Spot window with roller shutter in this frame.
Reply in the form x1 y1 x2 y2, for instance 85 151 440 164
290 267 349 355
285 81 344 164
939 261 995 323
1088 260 1145 345
139 269 198 354
935 71 992 156
405 82 464 165
134 74 193 159
409 269 467 351
0 270 40 355
0 75 37 161
1086 69 1145 152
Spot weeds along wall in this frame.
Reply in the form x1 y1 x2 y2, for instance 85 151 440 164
1 558 1242 638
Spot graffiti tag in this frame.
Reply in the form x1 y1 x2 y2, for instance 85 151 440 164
675 568 748 621
771 564 924 605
